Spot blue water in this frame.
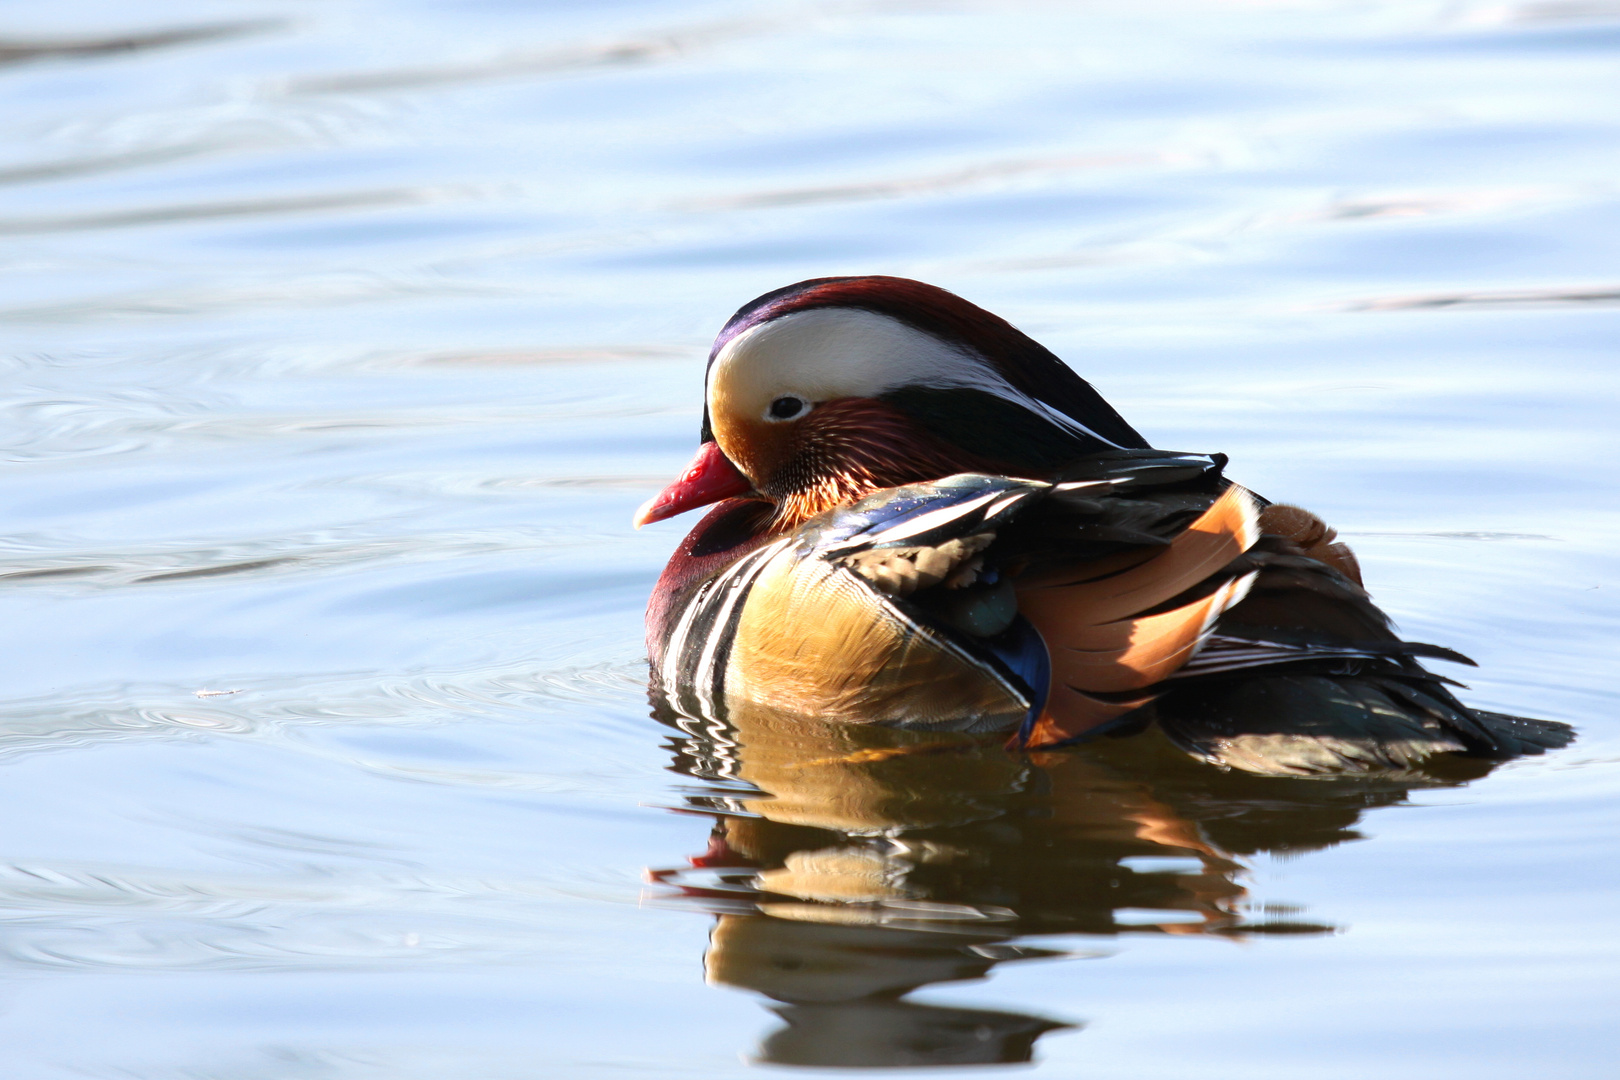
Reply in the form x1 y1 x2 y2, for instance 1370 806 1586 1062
1 1 1617 1076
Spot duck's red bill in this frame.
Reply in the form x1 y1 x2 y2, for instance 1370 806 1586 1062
633 441 753 528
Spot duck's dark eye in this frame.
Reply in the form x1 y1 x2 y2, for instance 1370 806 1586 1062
768 396 807 420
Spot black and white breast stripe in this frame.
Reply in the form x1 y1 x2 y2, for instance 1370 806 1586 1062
659 537 792 719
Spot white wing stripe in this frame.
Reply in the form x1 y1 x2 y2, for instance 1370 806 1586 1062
820 490 1010 555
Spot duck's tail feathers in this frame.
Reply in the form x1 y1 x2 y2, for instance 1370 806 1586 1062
1151 669 1574 777
1454 709 1576 758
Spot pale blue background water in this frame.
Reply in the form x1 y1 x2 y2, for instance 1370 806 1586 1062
0 1 1617 1076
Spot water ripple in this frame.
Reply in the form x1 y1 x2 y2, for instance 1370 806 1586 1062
0 653 646 761
0 272 518 326
0 859 613 973
284 14 778 96
0 397 681 461
1340 284 1620 311
0 526 596 590
670 150 1198 212
1458 2 1620 28
0 186 457 236
0 20 279 68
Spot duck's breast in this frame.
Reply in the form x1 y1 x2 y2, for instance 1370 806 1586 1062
725 546 1031 730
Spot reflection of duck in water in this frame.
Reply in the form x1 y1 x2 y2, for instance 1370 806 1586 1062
637 276 1571 767
649 701 1513 1068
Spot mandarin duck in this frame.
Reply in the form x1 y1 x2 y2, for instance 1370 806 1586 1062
637 276 1571 773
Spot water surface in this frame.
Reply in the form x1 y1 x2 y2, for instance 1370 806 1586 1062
0 1 1617 1076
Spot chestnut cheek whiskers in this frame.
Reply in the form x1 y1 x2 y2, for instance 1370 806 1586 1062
764 399 998 529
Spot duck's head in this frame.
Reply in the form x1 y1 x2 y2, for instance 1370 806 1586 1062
634 276 1148 529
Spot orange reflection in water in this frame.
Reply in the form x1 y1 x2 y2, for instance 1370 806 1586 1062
648 697 1499 1068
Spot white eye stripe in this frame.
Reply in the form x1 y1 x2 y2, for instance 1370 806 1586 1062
710 307 1125 449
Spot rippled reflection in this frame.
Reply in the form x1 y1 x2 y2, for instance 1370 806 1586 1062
648 697 1503 1067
